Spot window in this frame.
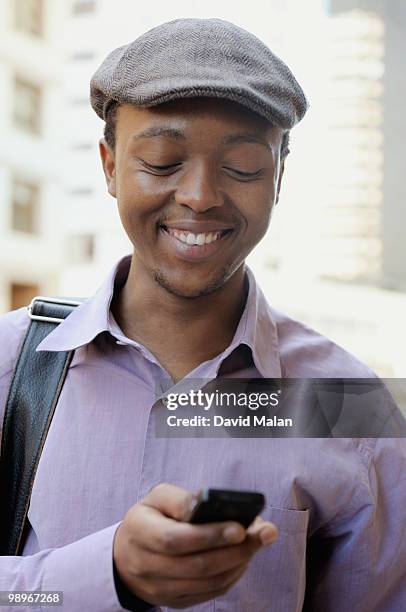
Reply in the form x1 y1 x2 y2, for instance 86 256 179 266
71 51 95 61
69 187 93 196
14 0 44 37
72 0 96 15
11 178 40 234
71 143 93 151
10 283 40 310
70 98 90 106
14 77 42 135
67 234 95 263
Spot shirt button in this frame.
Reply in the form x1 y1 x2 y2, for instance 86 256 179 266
116 340 127 346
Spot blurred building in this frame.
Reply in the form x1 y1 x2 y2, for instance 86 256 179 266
250 0 406 376
326 0 406 291
58 0 131 298
322 5 385 284
1 0 405 376
0 0 65 312
0 0 130 309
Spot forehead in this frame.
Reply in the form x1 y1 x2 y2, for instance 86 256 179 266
115 98 282 146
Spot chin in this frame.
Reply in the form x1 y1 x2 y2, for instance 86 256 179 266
152 267 231 299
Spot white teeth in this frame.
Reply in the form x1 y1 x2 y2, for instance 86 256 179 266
206 233 217 244
166 228 224 245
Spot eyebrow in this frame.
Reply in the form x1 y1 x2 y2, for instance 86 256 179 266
222 133 271 150
132 127 271 149
132 127 186 141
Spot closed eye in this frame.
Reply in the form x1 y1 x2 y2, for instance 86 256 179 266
148 163 180 170
138 159 181 173
137 158 263 179
224 167 264 180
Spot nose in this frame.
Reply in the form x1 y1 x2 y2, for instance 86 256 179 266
174 162 224 213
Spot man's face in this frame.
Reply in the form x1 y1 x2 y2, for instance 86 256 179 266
100 98 284 298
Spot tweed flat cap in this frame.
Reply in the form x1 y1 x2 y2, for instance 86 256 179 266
90 18 308 129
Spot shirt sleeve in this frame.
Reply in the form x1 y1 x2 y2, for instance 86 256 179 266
0 310 159 611
0 522 159 612
304 437 406 611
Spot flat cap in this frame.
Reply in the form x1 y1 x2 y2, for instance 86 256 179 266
90 18 308 129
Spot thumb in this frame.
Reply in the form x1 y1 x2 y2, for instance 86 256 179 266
247 516 278 546
141 482 197 521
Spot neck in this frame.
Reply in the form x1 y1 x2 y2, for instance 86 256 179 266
111 255 249 376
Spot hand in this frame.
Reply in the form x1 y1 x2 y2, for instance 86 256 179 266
113 483 278 609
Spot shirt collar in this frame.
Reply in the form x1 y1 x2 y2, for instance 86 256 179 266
36 255 131 353
216 266 281 378
36 255 282 378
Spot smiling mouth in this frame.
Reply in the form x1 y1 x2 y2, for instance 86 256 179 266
160 225 232 246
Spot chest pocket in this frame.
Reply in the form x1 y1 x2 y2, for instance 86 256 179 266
213 506 309 612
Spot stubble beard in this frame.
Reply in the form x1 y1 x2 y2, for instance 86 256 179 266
152 265 235 299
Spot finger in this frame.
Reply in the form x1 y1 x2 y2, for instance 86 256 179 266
137 562 248 608
141 482 198 521
171 564 248 607
246 517 278 546
136 538 257 580
131 504 247 555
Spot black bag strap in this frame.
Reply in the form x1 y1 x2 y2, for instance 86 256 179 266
0 296 84 555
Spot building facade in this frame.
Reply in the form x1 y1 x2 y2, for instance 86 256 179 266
0 0 65 312
327 0 406 291
1 0 405 376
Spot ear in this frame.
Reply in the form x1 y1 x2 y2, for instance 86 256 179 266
275 158 285 206
99 138 116 198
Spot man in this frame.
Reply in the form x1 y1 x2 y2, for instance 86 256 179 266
0 18 405 612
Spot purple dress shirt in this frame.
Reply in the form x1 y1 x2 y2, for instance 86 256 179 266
0 255 405 611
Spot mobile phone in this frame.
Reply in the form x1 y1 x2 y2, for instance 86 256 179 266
187 488 266 528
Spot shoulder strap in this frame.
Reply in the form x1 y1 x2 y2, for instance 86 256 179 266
0 297 84 556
